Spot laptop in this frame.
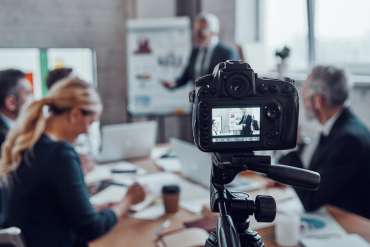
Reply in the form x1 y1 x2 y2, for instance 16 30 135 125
97 121 157 162
170 138 212 188
170 138 264 191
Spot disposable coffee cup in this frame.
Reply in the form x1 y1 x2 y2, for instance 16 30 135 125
275 213 300 246
162 185 180 214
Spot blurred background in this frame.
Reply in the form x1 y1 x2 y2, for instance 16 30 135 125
1 0 370 144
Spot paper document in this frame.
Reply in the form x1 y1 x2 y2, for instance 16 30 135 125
131 204 165 220
156 228 209 247
150 146 171 160
85 161 146 185
180 198 209 214
130 194 156 212
85 166 111 185
90 185 128 205
155 158 182 172
137 172 209 201
300 234 369 247
300 208 346 238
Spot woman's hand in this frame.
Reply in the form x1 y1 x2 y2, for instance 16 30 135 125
126 183 146 205
112 183 146 218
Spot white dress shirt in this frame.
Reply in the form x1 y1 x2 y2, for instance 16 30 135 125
194 37 219 79
0 113 14 128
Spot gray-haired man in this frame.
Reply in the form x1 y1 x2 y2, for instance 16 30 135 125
0 69 33 147
295 65 370 218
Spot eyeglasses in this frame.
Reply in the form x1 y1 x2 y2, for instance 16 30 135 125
80 109 96 116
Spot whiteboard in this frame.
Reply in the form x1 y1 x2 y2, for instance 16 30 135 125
127 17 193 115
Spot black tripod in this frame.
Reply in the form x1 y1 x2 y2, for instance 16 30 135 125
204 152 320 247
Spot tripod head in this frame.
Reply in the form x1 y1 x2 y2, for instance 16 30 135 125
206 152 320 247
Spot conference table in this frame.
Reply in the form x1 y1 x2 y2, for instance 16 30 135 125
89 155 370 247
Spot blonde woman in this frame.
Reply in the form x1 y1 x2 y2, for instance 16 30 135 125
0 78 145 247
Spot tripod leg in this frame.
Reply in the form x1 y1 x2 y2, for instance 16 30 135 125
204 231 218 247
205 230 264 247
239 230 264 247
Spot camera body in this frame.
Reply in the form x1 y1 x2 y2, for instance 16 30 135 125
189 60 299 153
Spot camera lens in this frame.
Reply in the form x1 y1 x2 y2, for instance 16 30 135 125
225 74 250 98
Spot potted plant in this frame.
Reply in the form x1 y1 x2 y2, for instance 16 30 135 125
275 46 291 79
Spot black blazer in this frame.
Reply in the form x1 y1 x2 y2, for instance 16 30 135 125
175 42 239 88
295 108 370 218
0 115 9 148
2 134 117 247
238 114 253 136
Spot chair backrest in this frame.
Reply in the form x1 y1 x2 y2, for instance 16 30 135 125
0 227 26 247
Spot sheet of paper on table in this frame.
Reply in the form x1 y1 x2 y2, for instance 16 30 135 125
155 158 182 172
300 234 369 247
300 208 346 238
180 198 209 214
131 204 165 220
90 185 128 205
150 146 171 160
136 172 210 215
156 228 209 247
137 172 209 200
90 184 156 211
85 160 146 185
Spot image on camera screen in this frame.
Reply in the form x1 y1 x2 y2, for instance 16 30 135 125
212 107 260 143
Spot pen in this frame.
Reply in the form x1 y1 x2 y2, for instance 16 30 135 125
110 168 137 174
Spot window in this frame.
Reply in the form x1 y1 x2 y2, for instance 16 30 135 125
315 0 370 74
263 0 308 71
247 0 370 75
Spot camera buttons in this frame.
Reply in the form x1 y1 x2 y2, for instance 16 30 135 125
269 85 279 93
282 84 294 94
257 83 269 94
265 104 281 120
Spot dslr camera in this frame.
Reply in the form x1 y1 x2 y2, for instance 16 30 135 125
189 60 299 153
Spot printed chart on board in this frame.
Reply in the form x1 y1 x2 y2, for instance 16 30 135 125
127 17 192 115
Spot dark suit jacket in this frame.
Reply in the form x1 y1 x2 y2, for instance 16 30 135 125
295 108 370 218
238 114 253 136
175 42 239 88
0 115 9 148
3 134 117 247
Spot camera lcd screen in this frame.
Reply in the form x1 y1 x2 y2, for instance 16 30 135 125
212 107 260 143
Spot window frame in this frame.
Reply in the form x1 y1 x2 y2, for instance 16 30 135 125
257 0 370 77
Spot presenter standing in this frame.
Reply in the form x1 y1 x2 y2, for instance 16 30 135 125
162 13 238 89
162 13 238 141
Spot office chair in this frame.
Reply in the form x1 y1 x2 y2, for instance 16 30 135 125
0 227 26 247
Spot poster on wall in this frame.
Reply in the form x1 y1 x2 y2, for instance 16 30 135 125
127 17 192 115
